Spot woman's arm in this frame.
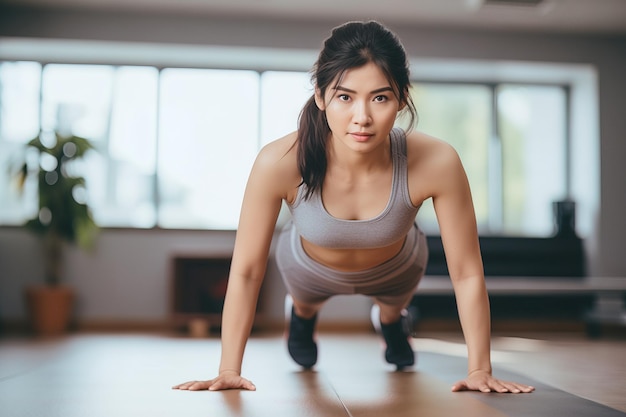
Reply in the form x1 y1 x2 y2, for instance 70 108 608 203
430 144 491 375
426 139 533 393
173 137 296 391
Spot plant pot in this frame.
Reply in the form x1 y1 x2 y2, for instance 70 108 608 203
24 285 75 336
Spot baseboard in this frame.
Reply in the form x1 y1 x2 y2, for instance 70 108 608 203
417 319 587 333
74 320 173 333
0 319 173 336
3 318 621 339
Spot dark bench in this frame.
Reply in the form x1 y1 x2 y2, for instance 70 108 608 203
414 275 626 336
425 235 586 277
411 235 625 336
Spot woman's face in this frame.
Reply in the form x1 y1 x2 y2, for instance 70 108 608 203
316 62 403 154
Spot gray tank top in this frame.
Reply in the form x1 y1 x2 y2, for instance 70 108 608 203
287 128 419 249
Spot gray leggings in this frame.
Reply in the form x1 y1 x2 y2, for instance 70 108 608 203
275 221 428 307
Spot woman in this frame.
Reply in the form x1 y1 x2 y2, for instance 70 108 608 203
173 21 534 394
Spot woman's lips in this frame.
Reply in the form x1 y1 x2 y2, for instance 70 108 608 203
350 132 373 141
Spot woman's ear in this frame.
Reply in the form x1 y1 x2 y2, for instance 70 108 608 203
314 88 326 111
398 90 408 111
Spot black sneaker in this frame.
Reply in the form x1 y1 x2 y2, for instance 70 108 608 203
371 305 415 370
286 297 318 369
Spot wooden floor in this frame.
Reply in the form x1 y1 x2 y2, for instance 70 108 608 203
1 330 625 416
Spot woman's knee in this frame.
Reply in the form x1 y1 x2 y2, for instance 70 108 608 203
291 295 325 319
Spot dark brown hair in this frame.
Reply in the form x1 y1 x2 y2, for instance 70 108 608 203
297 21 417 199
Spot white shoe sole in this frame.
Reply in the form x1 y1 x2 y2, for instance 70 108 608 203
370 304 381 333
285 294 293 323
371 304 412 335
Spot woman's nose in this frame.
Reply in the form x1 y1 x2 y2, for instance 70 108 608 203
353 102 372 125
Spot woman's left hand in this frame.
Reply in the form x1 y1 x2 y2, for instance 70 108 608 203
451 370 535 393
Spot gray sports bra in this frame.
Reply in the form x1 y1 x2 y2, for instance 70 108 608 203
287 128 419 249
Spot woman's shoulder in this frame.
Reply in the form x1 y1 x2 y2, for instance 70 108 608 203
404 130 467 202
256 131 298 167
405 130 460 167
252 131 300 193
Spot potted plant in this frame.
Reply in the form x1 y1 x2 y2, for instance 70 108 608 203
15 131 98 335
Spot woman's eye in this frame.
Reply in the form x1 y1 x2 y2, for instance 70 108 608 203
374 95 388 102
338 94 350 101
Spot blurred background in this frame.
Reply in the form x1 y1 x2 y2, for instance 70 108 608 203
0 0 624 334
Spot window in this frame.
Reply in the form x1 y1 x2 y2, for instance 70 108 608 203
0 59 571 236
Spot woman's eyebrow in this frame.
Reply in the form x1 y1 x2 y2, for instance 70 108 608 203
334 86 394 94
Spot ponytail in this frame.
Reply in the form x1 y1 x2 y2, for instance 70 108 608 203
296 95 330 200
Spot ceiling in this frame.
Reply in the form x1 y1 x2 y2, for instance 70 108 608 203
5 0 626 35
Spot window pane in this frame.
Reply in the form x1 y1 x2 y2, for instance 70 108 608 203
260 71 312 146
0 61 42 224
498 85 567 236
409 83 491 234
40 64 159 228
102 66 158 227
158 68 259 229
40 64 114 231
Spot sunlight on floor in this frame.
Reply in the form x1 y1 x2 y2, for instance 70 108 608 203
411 335 549 363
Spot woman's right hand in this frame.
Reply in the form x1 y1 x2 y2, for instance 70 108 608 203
172 371 256 391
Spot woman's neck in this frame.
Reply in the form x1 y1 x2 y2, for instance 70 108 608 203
326 135 392 175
